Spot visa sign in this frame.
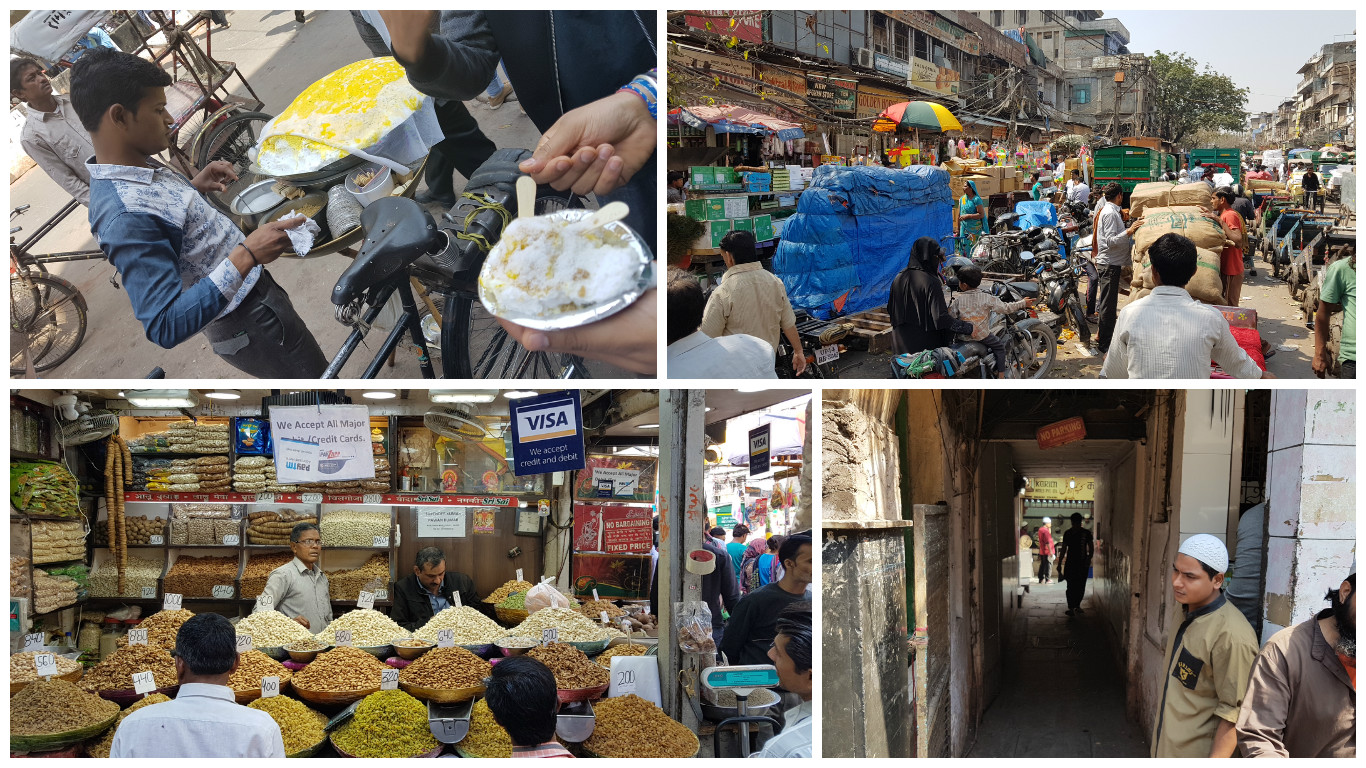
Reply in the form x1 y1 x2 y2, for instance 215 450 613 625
509 390 586 476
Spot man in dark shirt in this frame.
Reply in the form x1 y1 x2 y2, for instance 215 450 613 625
390 547 478 630
1302 169 1321 212
889 237 974 355
1057 513 1095 616
720 534 811 666
701 534 741 647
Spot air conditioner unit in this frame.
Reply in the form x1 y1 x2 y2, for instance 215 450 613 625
856 47 874 69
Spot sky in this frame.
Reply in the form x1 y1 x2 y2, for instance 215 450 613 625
1113 10 1356 114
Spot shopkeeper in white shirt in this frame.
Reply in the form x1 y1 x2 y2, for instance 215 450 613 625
110 613 285 757
754 607 814 758
261 522 333 630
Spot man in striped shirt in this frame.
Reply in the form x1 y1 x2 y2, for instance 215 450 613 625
1101 233 1271 380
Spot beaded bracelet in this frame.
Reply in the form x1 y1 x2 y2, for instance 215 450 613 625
619 69 658 120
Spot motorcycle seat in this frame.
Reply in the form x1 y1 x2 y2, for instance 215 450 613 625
956 340 991 358
1009 281 1040 298
332 197 441 306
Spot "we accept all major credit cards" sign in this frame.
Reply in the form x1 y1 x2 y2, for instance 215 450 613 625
509 390 586 476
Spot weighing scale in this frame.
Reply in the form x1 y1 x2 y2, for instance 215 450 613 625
556 699 596 742
700 664 781 758
428 699 474 743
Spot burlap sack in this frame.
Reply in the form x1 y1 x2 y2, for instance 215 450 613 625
1129 182 1175 218
1168 183 1214 208
1132 206 1231 260
1139 246 1226 305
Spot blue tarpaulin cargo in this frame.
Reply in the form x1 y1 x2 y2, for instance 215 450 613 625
774 164 953 319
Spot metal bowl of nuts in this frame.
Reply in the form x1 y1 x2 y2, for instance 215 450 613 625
393 638 434 661
493 636 537 657
557 682 609 704
257 645 290 662
284 640 331 664
351 644 394 660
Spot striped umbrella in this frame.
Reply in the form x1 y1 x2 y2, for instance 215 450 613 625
873 101 963 133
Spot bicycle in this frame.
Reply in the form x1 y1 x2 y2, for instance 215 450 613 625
321 148 609 380
10 205 90 375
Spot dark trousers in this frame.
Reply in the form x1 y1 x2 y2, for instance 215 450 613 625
1096 264 1126 352
1341 360 1356 379
1080 258 1098 315
1065 569 1088 611
425 99 499 199
981 333 1007 375
1038 555 1051 582
203 269 327 378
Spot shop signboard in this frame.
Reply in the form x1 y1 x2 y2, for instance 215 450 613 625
269 405 376 484
749 424 771 476
572 504 654 554
711 505 736 528
1023 478 1096 501
121 491 518 505
417 506 469 538
756 64 807 98
910 56 959 97
509 390 586 477
1036 417 1087 450
683 10 763 43
874 52 909 80
857 84 906 119
807 75 857 114
574 455 658 503
670 45 755 89
572 553 652 599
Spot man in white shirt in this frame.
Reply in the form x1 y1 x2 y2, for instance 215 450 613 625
111 613 286 757
12 57 97 206
1211 168 1235 188
1101 232 1271 380
667 268 778 379
753 606 813 758
1066 169 1090 205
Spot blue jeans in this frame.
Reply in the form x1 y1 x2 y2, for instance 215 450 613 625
484 61 507 98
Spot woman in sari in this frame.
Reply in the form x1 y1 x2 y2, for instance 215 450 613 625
958 179 987 255
738 538 769 595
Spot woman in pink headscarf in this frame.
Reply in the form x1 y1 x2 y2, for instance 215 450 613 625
737 538 769 595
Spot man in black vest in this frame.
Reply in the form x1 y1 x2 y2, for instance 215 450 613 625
391 546 478 631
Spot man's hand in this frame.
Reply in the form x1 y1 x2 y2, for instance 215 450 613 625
293 615 310 629
1125 218 1144 236
1261 370 1278 379
1312 349 1329 378
518 90 655 197
192 160 237 195
494 289 656 375
791 350 808 377
1025 298 1037 307
242 216 308 264
378 11 437 64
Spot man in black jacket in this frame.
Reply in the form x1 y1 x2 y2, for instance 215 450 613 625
390 547 478 631
720 534 812 667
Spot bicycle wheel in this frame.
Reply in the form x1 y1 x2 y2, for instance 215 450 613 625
10 273 89 374
442 292 584 379
195 110 273 170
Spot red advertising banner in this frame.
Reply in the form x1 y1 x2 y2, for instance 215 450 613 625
572 554 652 599
1036 417 1087 450
684 10 764 43
572 504 654 554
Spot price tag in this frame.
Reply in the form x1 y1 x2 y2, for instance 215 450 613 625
516 569 524 582
614 668 638 696
212 585 235 599
373 535 389 547
141 586 157 599
380 668 399 691
127 629 149 646
541 628 558 646
255 593 275 613
33 653 59 679
223 534 240 546
132 670 157 694
163 593 183 612
23 632 45 652
255 492 276 503
592 589 600 602
452 592 461 608
302 493 323 504
260 676 280 698
815 344 841 364
436 629 455 648
149 535 164 545
374 589 388 601
335 630 352 647
600 611 610 625
356 591 375 610
363 493 383 505
236 635 253 652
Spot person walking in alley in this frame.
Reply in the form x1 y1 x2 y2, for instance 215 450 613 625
1235 567 1355 757
1057 513 1094 616
1036 517 1055 584
721 534 811 667
1151 534 1259 758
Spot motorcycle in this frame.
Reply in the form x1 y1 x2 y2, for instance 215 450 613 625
972 213 1067 276
892 269 1058 379
1032 250 1092 346
776 310 852 379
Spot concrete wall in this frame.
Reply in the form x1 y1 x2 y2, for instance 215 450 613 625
824 391 902 521
1094 444 1138 661
1262 390 1357 642
976 442 1017 708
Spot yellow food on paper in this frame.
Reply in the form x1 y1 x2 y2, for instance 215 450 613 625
256 57 426 176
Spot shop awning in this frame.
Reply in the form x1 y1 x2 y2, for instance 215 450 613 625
670 105 806 141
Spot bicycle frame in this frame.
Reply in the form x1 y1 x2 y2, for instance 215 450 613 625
321 275 435 379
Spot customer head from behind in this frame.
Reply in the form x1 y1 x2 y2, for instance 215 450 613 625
778 534 813 591
768 603 813 700
1102 182 1124 204
908 236 944 272
710 526 726 540
1070 512 1084 527
666 268 704 345
173 613 240 684
1146 233 1198 289
484 656 559 747
766 534 783 553
955 263 983 291
719 230 760 268
70 48 173 154
732 524 750 543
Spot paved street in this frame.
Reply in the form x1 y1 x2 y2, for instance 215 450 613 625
10 10 617 380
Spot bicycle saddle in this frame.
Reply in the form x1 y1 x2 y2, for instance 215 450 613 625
332 197 442 305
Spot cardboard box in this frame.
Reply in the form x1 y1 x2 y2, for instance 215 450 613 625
976 166 1005 181
732 217 754 233
692 219 735 250
963 174 999 196
1002 165 1017 179
777 194 798 207
690 166 716 186
704 198 729 221
684 199 709 222
753 214 774 241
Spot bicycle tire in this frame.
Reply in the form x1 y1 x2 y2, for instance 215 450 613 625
441 292 583 379
10 273 89 374
195 110 273 170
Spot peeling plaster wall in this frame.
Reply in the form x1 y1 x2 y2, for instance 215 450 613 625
823 393 901 521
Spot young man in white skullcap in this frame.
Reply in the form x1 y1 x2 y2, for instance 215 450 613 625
1151 533 1259 758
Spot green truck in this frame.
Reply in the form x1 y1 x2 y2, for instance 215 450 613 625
1187 148 1241 183
1093 146 1162 205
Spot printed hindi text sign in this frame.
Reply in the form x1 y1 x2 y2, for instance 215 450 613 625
508 391 586 476
416 507 467 538
571 504 654 554
749 424 771 476
270 405 377 483
1036 417 1087 450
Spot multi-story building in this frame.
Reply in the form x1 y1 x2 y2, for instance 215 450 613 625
1294 40 1355 142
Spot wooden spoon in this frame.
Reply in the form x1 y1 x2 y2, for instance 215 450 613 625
581 201 630 231
516 176 535 218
